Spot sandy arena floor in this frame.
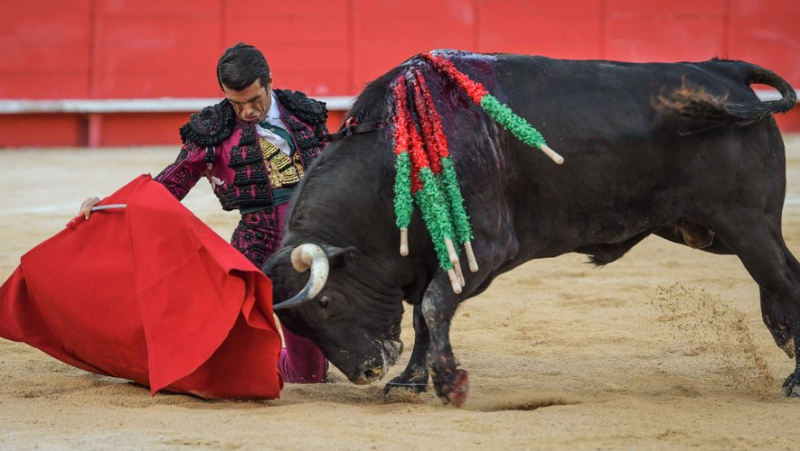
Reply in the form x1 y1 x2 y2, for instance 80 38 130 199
1 134 800 450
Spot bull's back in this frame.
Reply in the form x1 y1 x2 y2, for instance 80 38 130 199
460 55 784 257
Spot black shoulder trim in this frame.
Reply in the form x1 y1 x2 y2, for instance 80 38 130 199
274 89 328 125
179 100 236 147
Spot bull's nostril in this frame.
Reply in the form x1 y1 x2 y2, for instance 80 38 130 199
364 368 380 380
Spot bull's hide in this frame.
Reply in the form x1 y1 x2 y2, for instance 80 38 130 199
264 50 798 406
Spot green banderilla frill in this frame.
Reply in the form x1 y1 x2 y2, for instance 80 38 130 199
393 151 413 230
438 157 472 246
415 168 465 293
393 151 414 256
480 94 546 149
480 94 564 164
415 168 455 271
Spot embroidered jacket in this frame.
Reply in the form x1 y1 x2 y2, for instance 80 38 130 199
155 90 328 210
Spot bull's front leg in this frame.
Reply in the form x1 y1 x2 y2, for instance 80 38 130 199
384 304 430 394
421 280 469 406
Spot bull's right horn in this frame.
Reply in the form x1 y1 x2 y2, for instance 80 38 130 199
273 244 330 311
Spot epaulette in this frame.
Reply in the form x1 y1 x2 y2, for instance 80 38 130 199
179 99 237 147
274 89 328 126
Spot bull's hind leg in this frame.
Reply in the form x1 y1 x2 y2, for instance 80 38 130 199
384 304 431 394
760 287 796 358
657 226 797 355
761 253 800 396
713 220 800 397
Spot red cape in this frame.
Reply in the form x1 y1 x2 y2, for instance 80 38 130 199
0 175 282 399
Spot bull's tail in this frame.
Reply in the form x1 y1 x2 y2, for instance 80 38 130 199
656 64 797 127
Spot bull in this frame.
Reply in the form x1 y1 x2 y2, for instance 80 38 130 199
264 50 798 406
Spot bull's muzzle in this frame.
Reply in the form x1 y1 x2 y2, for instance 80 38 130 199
351 339 403 385
273 244 330 311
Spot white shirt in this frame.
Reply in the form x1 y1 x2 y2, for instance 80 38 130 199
255 91 292 156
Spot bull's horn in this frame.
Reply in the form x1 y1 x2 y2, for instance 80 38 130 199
273 244 330 311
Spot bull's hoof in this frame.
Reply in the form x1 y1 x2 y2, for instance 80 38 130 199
437 369 470 407
384 375 429 394
781 372 800 397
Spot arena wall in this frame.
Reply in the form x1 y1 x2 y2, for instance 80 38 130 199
0 0 798 147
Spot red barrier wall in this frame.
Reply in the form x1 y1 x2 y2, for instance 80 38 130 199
1 0 799 147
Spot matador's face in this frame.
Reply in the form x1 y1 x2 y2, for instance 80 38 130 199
223 78 272 123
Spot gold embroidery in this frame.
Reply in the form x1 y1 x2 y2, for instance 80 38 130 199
262 142 280 160
260 137 302 188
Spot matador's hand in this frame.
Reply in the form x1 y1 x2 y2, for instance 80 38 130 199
79 197 101 220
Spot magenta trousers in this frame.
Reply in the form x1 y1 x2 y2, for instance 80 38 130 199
231 203 327 383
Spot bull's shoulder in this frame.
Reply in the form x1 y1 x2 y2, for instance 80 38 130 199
274 89 329 126
178 100 237 147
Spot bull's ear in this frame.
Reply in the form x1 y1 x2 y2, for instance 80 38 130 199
321 245 360 271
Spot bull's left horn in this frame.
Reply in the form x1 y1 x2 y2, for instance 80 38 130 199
273 244 330 311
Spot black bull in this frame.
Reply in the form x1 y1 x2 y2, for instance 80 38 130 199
264 51 798 406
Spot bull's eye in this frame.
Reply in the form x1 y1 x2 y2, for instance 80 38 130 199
319 295 331 309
